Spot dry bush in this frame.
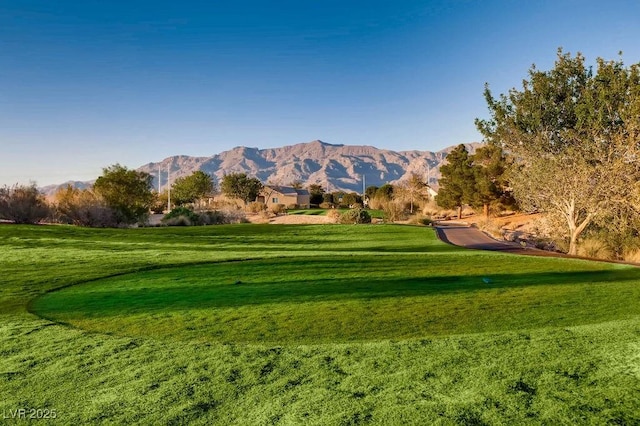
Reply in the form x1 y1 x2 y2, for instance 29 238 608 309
326 209 341 223
246 202 266 213
319 202 334 209
270 204 286 215
219 207 248 224
623 248 640 264
577 238 614 260
475 219 504 240
0 183 51 224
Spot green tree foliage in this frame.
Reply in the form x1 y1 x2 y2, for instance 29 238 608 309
469 145 515 218
376 184 394 200
364 185 378 201
436 144 475 219
93 164 154 225
220 173 263 205
171 171 215 207
0 183 50 224
308 184 325 206
476 49 640 255
338 207 371 224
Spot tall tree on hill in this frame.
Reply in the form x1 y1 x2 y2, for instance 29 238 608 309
93 164 154 224
476 49 640 255
469 144 515 218
221 173 263 205
436 144 475 220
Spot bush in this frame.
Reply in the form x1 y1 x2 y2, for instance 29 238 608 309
319 202 334 209
0 183 50 224
54 186 118 227
286 204 299 210
577 238 614 260
246 202 266 213
162 207 201 226
381 201 405 222
339 208 371 224
326 209 341 223
270 204 286 215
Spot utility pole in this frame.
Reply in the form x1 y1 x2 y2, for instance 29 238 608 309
167 164 171 212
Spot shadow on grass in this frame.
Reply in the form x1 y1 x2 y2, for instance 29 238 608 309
32 264 640 317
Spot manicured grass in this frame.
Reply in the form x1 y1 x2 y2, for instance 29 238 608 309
288 208 385 218
2 224 640 424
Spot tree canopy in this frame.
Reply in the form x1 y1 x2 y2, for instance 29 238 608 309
476 49 640 254
93 164 154 224
436 144 475 219
220 173 263 205
171 171 215 207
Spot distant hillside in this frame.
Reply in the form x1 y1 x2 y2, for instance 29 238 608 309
139 140 481 193
42 140 481 196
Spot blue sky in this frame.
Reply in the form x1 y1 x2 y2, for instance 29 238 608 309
2 0 640 186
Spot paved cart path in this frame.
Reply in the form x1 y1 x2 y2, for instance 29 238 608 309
434 224 556 256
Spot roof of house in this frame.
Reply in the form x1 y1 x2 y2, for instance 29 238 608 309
265 186 309 196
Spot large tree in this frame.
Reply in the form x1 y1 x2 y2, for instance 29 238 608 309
171 171 215 207
93 164 154 224
436 144 476 220
220 173 263 205
469 144 515 218
476 49 640 255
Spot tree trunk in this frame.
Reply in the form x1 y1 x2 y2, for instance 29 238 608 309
565 198 595 256
483 203 489 219
458 205 463 220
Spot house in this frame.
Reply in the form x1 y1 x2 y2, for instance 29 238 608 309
257 186 310 209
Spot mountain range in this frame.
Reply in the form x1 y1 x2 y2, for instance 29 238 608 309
43 140 481 196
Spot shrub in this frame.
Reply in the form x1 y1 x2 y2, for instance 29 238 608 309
247 202 266 213
339 208 371 224
326 209 341 223
162 207 201 226
54 186 118 227
382 201 405 222
0 183 50 224
577 238 614 260
286 204 299 210
270 204 287 215
623 248 640 264
319 202 334 209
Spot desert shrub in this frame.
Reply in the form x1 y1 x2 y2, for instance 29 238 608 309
54 186 118 227
577 238 614 260
319 202 334 209
219 207 248 224
419 216 433 226
476 218 504 240
339 208 371 224
326 209 341 223
0 183 50 224
270 204 286 215
623 248 640 264
381 200 405 222
247 202 266 213
162 207 201 226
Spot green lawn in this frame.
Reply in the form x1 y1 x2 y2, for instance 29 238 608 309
2 224 640 424
288 208 385 218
